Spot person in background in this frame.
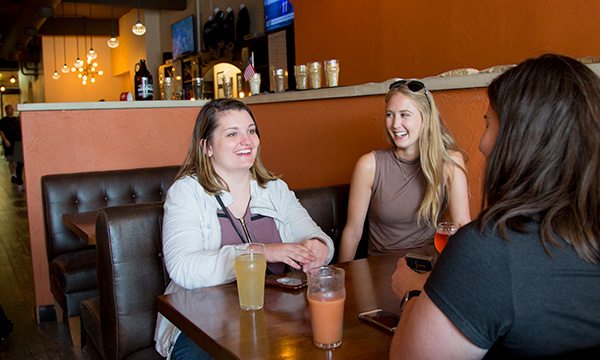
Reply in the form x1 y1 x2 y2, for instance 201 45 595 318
337 80 470 262
0 105 24 191
0 305 14 348
390 54 600 359
154 99 334 359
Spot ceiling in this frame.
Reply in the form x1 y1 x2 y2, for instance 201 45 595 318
0 0 186 67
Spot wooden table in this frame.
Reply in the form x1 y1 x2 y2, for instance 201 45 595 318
62 211 97 245
157 252 403 359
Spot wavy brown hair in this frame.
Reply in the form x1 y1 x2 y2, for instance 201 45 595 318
176 99 279 195
385 86 467 227
479 54 600 263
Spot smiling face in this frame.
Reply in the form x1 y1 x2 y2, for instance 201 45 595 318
385 93 423 160
479 105 499 159
206 109 259 178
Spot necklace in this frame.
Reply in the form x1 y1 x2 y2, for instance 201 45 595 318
399 162 408 180
393 149 409 180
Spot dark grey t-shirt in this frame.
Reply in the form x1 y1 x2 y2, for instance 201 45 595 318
425 221 600 358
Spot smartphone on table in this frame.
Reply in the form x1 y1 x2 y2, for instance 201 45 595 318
405 253 434 273
358 308 401 332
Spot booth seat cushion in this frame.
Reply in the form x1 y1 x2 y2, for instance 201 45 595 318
50 249 98 293
81 296 104 359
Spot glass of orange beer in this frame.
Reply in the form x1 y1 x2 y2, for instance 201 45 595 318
307 266 346 349
434 222 461 253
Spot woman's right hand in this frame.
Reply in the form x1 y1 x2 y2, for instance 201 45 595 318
264 243 316 270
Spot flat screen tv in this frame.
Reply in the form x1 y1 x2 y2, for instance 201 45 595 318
264 0 294 33
172 15 196 59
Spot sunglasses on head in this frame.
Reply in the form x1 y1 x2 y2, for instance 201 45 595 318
389 79 431 105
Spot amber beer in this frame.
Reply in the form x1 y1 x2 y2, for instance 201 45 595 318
234 243 266 310
307 266 346 348
434 222 460 253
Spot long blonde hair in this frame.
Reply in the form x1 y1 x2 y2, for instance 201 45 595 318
385 85 467 227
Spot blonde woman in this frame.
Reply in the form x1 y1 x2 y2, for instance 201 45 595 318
338 80 470 262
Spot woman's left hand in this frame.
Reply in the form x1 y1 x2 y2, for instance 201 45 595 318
391 257 430 300
301 238 330 272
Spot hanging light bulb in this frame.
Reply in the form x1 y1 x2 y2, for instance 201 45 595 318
9 76 16 83
87 48 97 60
107 0 119 48
52 35 60 80
107 37 119 48
132 0 146 35
73 0 83 68
132 21 146 35
86 3 97 59
60 2 70 73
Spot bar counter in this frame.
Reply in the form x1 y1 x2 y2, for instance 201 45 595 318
19 70 502 112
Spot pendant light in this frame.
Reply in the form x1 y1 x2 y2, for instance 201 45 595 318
73 0 84 69
132 0 146 35
107 0 119 48
86 2 97 60
60 2 69 73
52 35 60 80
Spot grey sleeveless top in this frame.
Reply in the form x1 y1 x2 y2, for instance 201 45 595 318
367 148 438 256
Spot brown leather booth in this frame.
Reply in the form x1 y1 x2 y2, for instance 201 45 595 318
41 166 180 351
81 184 367 359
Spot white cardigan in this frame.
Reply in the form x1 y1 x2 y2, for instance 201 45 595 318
154 176 334 357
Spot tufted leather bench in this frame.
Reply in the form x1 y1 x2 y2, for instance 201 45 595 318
80 183 368 359
41 165 180 351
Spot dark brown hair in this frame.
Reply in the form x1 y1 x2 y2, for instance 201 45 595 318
176 98 279 194
479 54 600 263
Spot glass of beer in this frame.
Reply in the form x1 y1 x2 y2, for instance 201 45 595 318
234 243 267 310
434 222 460 253
307 266 346 349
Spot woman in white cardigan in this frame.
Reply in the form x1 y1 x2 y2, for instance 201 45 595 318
155 99 334 359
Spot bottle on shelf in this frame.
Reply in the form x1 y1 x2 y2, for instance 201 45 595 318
135 59 154 100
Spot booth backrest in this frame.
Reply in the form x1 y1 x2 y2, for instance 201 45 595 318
294 184 368 262
96 202 168 360
41 166 180 261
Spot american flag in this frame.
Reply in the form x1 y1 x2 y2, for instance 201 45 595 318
243 55 256 81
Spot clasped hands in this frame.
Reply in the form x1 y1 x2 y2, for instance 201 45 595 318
264 239 329 272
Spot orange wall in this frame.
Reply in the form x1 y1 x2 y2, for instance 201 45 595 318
294 0 600 85
22 88 487 310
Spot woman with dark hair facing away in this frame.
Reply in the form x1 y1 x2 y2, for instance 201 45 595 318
390 54 600 359
154 99 334 359
337 80 470 262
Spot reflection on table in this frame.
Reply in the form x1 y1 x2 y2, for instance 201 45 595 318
158 252 403 359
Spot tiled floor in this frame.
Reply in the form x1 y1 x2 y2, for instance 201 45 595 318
0 161 91 359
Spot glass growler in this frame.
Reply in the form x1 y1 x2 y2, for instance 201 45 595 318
135 59 154 100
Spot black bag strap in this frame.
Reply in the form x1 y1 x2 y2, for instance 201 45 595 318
215 195 274 275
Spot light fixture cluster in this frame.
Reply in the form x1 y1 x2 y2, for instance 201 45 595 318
76 58 103 85
52 0 103 85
